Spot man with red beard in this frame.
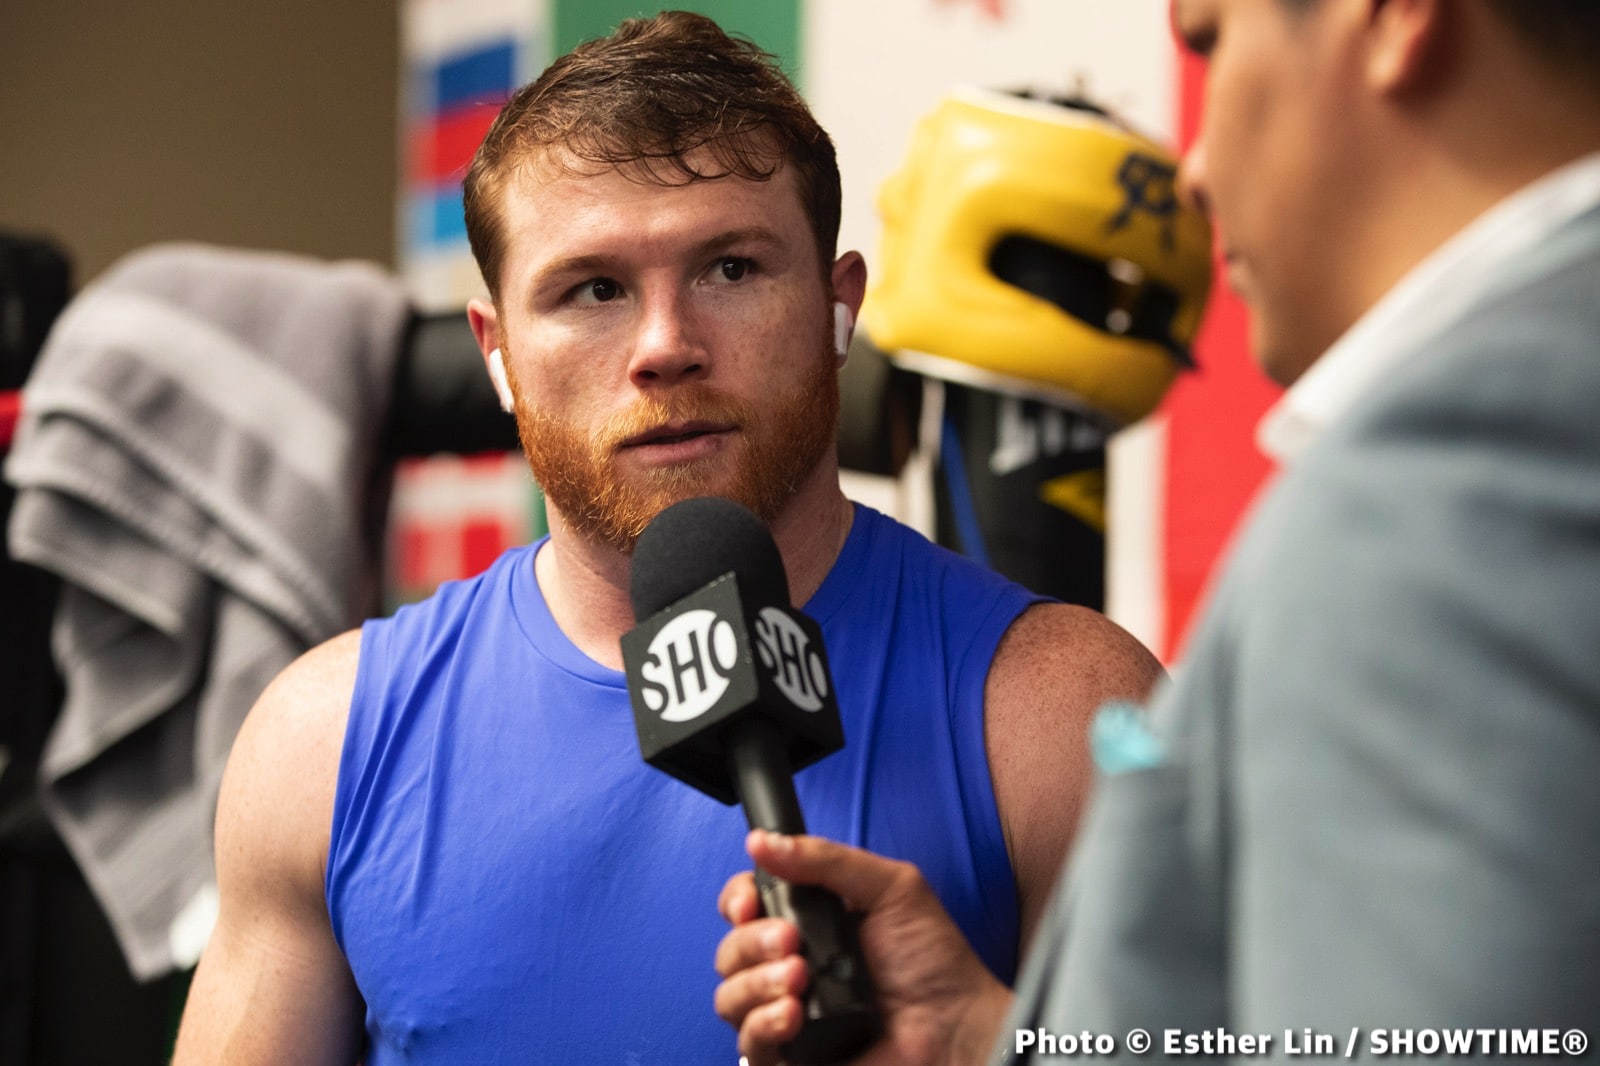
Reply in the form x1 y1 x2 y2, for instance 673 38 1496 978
171 12 1162 1065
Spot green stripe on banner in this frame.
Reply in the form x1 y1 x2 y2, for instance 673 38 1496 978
552 2 802 84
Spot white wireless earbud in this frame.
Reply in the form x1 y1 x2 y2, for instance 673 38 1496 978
487 347 514 413
833 302 855 366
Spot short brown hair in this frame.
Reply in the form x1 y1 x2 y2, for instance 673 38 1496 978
463 10 841 302
1483 0 1600 90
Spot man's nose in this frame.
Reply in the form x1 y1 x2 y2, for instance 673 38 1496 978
1177 134 1212 221
627 293 707 386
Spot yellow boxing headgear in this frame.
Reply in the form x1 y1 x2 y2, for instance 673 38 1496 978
864 88 1212 427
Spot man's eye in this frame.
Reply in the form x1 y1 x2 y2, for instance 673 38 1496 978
719 257 751 282
588 278 621 302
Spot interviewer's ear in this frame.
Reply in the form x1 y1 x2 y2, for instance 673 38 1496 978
1365 0 1448 96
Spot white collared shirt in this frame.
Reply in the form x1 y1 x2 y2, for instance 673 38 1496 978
1258 150 1600 463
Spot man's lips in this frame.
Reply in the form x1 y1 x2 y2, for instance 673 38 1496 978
620 421 735 449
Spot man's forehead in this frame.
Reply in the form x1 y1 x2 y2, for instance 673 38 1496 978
502 144 798 209
495 150 812 274
511 135 788 182
507 144 630 188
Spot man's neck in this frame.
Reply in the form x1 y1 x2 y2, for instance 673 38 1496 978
533 462 855 670
1344 18 1600 355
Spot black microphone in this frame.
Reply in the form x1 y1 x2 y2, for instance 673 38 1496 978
621 496 880 1065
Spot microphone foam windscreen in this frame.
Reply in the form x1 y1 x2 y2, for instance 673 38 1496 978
629 497 790 620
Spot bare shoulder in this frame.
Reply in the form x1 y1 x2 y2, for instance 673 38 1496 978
216 627 364 889
983 603 1164 947
988 602 1164 713
984 603 1164 798
174 629 367 1062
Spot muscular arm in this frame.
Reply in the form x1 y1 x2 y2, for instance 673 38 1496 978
984 603 1164 951
171 630 366 1065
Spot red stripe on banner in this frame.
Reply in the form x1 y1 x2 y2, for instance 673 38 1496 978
0 390 21 453
396 524 436 591
461 518 510 577
408 103 502 185
1160 49 1284 660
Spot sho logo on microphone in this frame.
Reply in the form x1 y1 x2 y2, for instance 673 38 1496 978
754 607 829 711
637 609 740 722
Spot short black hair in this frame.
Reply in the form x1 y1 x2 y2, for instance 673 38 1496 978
1483 0 1600 88
1276 0 1600 89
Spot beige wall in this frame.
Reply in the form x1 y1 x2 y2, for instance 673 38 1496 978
0 0 399 287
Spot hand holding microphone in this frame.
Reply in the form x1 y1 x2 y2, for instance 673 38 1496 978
621 497 880 1064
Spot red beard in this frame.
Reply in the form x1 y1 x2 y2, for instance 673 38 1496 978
506 342 839 551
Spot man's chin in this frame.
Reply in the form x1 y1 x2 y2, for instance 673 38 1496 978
543 467 744 552
1250 324 1323 389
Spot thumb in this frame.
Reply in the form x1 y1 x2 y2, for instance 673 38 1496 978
745 830 912 912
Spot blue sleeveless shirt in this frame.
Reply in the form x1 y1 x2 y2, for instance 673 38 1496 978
327 504 1042 1063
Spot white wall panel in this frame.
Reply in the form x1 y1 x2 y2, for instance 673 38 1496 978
803 0 1177 263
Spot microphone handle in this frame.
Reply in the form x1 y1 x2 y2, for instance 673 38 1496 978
725 719 881 1065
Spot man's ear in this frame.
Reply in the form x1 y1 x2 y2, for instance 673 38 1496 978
467 297 500 360
829 252 868 367
1365 0 1449 96
467 298 514 413
830 250 868 326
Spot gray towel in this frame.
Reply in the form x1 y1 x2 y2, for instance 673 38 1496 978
3 242 411 980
